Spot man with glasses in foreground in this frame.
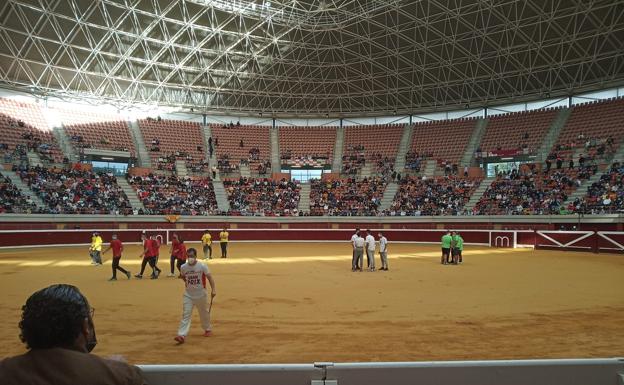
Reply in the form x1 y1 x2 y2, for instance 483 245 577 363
0 284 146 385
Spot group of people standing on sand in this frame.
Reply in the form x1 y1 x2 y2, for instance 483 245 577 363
87 228 231 281
440 230 464 265
0 227 228 383
200 228 230 260
87 229 222 345
348 228 466 270
350 228 389 272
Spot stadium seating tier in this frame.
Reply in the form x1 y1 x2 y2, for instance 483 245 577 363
0 98 64 164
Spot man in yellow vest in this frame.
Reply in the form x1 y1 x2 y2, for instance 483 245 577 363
201 230 212 260
89 232 103 266
219 227 229 258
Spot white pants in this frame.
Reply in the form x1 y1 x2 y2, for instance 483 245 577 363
366 249 375 269
177 294 212 337
380 251 388 269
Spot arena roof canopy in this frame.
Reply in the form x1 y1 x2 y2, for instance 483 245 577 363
0 0 623 117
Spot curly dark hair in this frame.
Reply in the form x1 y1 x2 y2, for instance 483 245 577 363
19 284 91 349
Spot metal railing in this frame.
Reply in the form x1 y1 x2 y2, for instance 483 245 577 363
139 358 624 385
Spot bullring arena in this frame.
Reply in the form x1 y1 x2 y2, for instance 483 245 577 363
2 0 624 383
1 235 624 365
1 224 623 369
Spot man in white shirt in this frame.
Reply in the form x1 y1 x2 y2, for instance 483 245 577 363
365 229 376 271
174 248 216 344
350 228 360 271
353 234 365 272
378 232 389 271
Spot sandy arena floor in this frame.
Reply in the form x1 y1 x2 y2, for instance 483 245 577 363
0 242 622 365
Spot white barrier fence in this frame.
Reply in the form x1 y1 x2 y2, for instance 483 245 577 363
139 358 624 385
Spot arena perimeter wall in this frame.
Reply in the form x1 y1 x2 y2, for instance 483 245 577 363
0 214 622 253
137 359 624 385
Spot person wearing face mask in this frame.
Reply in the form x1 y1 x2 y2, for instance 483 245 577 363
0 284 146 385
174 248 216 344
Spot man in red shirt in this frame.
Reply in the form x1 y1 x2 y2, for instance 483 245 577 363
153 235 161 261
135 234 162 279
102 234 130 281
168 233 182 277
174 239 187 277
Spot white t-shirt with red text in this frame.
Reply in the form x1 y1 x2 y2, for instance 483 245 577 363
180 261 210 299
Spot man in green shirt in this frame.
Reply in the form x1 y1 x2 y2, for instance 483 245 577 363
451 231 464 264
441 230 452 264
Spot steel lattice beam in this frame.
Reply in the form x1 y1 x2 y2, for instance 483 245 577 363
0 0 623 116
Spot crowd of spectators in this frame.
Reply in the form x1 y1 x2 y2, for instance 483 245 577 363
256 160 271 175
545 137 615 174
187 158 210 174
440 160 459 176
370 153 394 176
540 157 598 194
19 132 57 163
309 177 386 216
152 150 208 174
211 132 270 175
1 144 29 165
474 136 606 215
223 177 301 216
407 155 461 176
237 144 261 162
217 154 239 174
248 146 260 161
342 145 366 175
384 176 479 216
545 151 598 175
219 121 241 129
149 137 204 172
154 153 175 172
15 165 131 214
0 176 39 213
149 137 160 152
405 151 428 172
128 174 218 215
6 118 26 128
474 175 562 215
472 164 594 215
2 159 621 216
237 147 272 175
572 161 623 214
554 133 617 155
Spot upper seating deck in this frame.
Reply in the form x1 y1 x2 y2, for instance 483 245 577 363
210 124 271 169
139 119 205 171
409 118 476 166
480 108 558 154
0 98 64 163
279 126 337 166
343 124 403 159
551 98 624 161
56 108 135 153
